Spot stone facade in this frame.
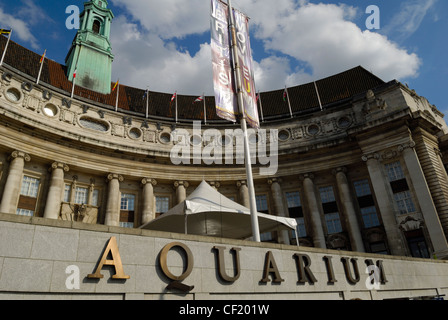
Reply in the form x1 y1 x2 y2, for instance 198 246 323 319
2 32 448 301
0 213 448 300
1 63 448 262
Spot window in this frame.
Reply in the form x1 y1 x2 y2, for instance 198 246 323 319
286 191 306 238
385 162 417 215
91 189 99 207
260 232 273 242
120 194 135 228
394 191 416 215
319 186 342 234
156 196 170 217
92 20 101 34
370 241 388 255
256 194 271 241
63 184 71 202
20 176 40 197
406 230 430 259
17 176 40 217
361 207 380 228
325 213 343 235
74 187 88 205
16 209 34 217
385 161 405 181
353 180 380 228
255 194 269 214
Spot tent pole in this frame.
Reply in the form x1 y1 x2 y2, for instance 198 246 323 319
296 225 300 250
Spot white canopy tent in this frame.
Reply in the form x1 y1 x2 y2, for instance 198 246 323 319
140 181 298 241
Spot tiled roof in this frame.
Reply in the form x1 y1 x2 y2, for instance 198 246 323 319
0 36 386 122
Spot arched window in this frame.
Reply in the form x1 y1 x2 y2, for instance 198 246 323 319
92 20 101 34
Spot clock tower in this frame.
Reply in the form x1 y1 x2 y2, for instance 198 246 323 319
65 0 114 95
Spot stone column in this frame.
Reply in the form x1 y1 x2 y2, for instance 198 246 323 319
88 179 95 206
362 153 406 256
268 178 290 245
333 167 365 252
174 181 189 204
209 181 221 190
141 178 157 225
300 173 326 249
104 173 124 227
0 151 31 214
237 180 250 208
399 142 448 258
43 162 69 220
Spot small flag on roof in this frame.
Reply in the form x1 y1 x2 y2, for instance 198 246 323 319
0 29 11 35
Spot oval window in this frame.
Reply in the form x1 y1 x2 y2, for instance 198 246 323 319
79 116 110 132
190 134 202 146
307 124 320 136
159 132 172 144
338 116 352 129
278 130 290 141
129 127 142 139
221 135 232 146
43 104 58 117
5 88 21 102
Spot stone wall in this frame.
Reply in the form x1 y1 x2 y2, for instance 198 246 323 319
0 213 447 300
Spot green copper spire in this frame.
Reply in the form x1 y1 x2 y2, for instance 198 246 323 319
65 0 114 95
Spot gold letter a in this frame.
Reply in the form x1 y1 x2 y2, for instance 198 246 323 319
88 237 130 280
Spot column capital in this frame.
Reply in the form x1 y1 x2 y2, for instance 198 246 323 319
50 162 70 172
174 180 189 188
398 140 416 152
267 177 282 185
361 152 380 162
107 173 124 182
208 181 221 189
10 151 31 162
299 173 315 181
142 178 157 186
236 180 247 188
332 167 347 175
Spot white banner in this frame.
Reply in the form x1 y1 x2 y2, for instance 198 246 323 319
210 0 238 123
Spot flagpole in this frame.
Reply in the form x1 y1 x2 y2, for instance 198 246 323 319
203 93 207 125
115 80 120 112
228 0 261 243
36 50 46 85
175 91 178 123
285 86 293 118
0 29 12 67
258 91 264 123
146 88 149 119
71 70 77 99
314 81 323 111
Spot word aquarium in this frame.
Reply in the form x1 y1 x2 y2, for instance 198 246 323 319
80 237 388 291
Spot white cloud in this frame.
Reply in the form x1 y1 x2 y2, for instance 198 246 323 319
110 0 422 94
110 16 213 95
382 0 438 41
247 1 421 82
112 0 210 39
0 6 39 49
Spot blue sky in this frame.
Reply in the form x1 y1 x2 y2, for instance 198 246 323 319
0 0 447 114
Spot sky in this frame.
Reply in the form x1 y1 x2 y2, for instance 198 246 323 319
0 0 447 114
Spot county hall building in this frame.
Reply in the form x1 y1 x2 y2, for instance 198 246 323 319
1 0 448 300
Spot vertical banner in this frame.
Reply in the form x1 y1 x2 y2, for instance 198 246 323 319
210 0 238 123
232 8 260 129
